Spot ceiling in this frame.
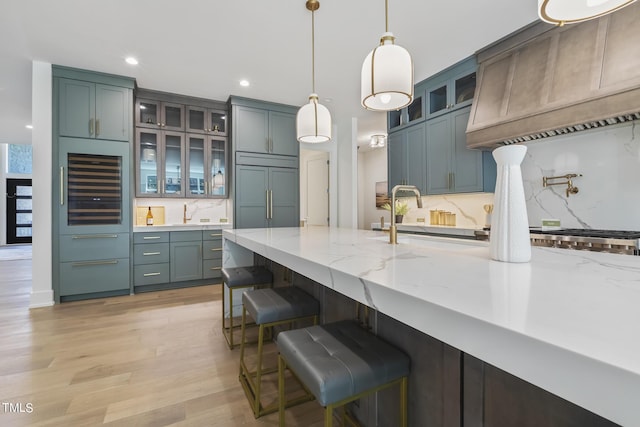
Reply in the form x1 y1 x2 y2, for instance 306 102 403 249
0 0 538 147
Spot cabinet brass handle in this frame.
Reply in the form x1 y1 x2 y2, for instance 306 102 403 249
143 236 161 240
210 233 222 237
269 190 273 219
95 119 100 136
143 252 161 256
143 272 161 277
210 248 222 252
265 137 270 152
210 267 222 271
266 190 270 219
72 259 118 267
89 118 94 136
60 166 65 205
72 234 118 239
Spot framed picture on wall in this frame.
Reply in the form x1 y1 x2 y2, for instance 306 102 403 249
375 181 390 208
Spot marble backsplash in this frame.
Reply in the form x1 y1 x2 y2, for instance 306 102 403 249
134 198 231 226
521 121 640 230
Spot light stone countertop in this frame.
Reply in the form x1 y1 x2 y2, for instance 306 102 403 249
223 226 640 426
133 223 232 232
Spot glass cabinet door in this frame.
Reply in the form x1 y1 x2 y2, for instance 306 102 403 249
407 96 423 123
162 132 184 196
137 129 161 197
453 72 476 108
187 135 206 197
209 111 227 135
161 102 185 131
187 106 207 133
428 85 448 116
209 137 227 197
137 100 160 128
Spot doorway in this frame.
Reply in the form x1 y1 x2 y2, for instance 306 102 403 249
6 179 32 244
301 150 330 226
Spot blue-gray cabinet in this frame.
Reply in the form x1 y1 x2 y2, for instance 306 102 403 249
202 230 223 280
58 77 131 142
235 162 299 229
231 98 298 157
133 229 222 292
426 107 490 194
425 58 476 120
387 123 426 194
230 96 300 229
170 231 203 282
53 66 135 302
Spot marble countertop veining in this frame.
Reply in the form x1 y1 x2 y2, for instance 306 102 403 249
223 226 640 426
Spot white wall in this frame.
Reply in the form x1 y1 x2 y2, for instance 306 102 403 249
30 61 53 308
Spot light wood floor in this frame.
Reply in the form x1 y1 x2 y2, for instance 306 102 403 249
0 259 324 426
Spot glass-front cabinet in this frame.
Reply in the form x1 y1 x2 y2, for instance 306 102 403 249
388 95 423 131
186 106 227 136
186 134 227 198
136 99 185 131
426 69 476 119
135 129 185 197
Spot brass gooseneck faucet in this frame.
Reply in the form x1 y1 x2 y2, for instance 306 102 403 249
389 185 422 244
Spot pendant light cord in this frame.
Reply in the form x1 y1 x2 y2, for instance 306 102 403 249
311 9 316 94
385 0 389 32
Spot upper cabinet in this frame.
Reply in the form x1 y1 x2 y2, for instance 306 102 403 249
58 77 131 142
387 123 426 194
425 61 476 119
231 99 298 157
136 99 185 131
134 89 228 198
186 106 227 136
388 95 424 131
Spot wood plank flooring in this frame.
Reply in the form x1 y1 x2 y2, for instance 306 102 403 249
0 259 323 426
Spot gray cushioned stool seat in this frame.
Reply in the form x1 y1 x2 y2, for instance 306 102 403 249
277 320 410 406
222 266 273 288
243 287 319 325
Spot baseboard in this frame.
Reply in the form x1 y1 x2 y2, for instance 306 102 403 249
29 289 55 308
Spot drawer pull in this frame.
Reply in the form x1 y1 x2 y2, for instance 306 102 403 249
210 248 223 252
210 267 222 271
143 272 161 277
143 252 161 256
72 234 118 239
210 233 222 237
143 236 162 240
71 260 118 267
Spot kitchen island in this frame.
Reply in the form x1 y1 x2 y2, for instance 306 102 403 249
223 226 639 426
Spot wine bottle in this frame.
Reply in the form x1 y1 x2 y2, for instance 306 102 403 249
146 207 154 226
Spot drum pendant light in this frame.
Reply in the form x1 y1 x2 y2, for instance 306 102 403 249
361 0 413 111
297 0 332 143
538 0 637 26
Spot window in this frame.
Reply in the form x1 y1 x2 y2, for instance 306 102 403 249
8 144 32 174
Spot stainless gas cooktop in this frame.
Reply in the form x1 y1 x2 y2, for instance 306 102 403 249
529 228 640 255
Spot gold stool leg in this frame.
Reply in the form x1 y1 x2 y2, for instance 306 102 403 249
228 285 234 348
239 306 248 377
324 404 334 427
278 355 286 427
253 323 265 417
400 376 408 427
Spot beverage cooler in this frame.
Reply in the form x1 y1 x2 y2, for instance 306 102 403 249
56 137 131 301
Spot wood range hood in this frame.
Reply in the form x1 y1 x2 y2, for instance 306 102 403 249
466 2 640 149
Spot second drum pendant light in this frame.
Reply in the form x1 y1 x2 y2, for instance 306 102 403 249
296 0 332 143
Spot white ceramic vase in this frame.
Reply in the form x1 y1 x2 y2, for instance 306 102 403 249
490 145 531 263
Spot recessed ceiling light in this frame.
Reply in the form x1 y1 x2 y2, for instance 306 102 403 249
239 79 250 87
125 57 139 65
25 125 33 129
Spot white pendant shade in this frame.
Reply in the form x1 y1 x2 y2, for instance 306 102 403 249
538 0 637 25
361 32 413 111
297 94 331 143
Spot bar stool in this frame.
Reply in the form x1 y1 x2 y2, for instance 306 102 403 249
277 320 410 427
221 266 273 349
239 286 320 418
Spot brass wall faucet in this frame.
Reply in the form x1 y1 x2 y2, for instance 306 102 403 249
389 185 422 244
542 173 582 197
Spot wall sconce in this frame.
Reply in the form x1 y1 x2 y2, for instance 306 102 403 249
543 173 582 197
370 134 387 148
